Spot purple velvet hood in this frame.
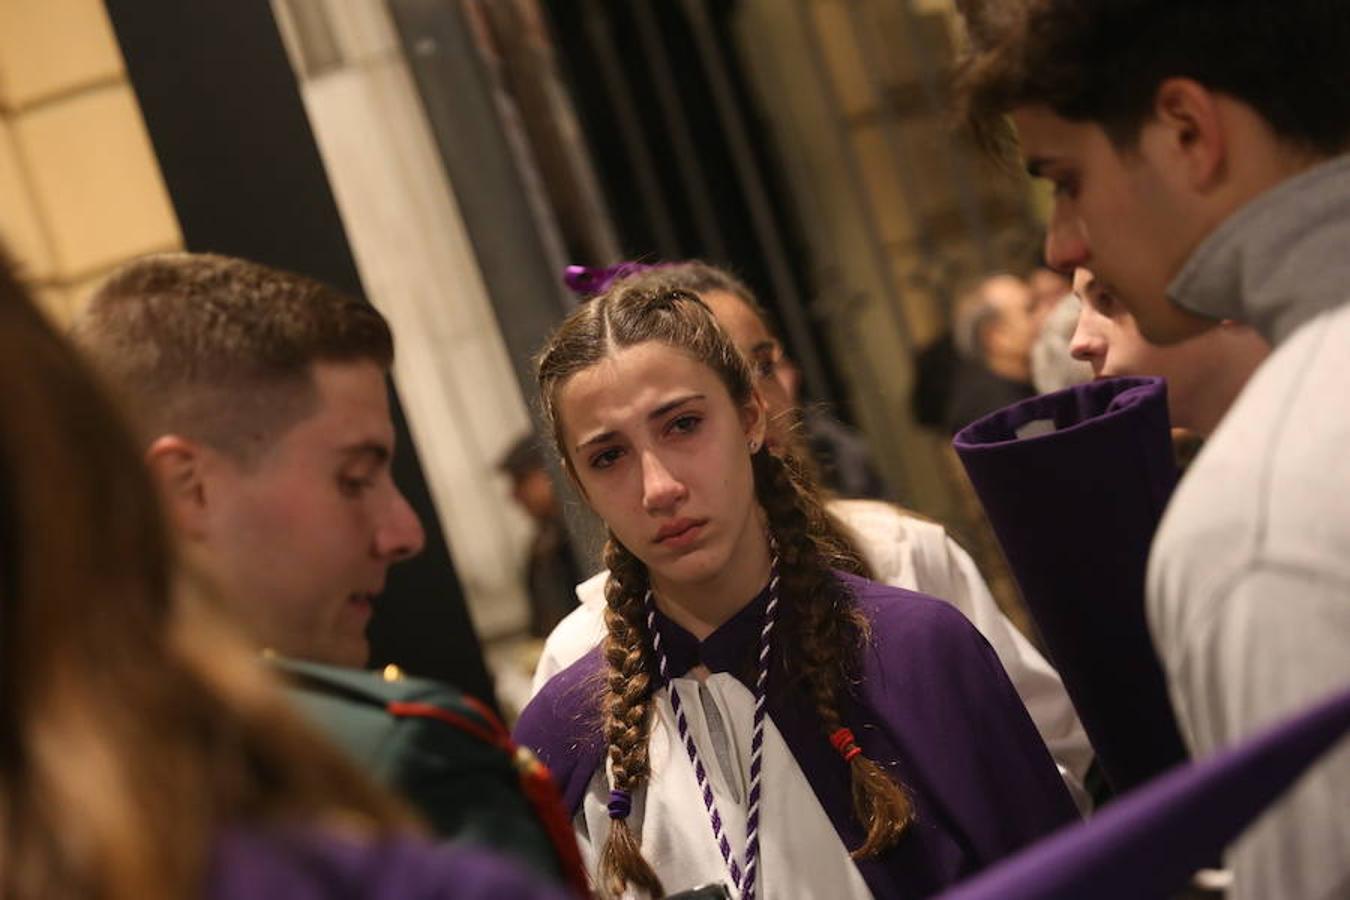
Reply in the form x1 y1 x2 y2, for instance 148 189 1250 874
953 377 1189 794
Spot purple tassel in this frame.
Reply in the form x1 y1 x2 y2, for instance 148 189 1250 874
607 788 633 820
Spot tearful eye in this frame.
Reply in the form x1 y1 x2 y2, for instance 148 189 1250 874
668 414 702 435
590 447 623 470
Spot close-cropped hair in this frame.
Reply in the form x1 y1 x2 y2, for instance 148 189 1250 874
956 0 1350 157
537 285 905 898
0 249 411 900
72 252 393 462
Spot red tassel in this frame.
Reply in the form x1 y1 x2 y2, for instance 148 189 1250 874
829 727 856 755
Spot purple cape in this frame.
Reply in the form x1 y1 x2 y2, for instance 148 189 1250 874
207 828 571 899
514 572 1078 899
953 377 1188 794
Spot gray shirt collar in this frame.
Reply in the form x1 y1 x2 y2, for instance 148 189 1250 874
1167 153 1350 346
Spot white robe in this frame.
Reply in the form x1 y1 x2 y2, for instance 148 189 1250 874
576 673 874 899
533 498 1093 806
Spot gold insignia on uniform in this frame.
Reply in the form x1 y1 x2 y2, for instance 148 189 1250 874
514 745 541 773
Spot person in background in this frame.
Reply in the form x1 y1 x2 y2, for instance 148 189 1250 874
0 247 567 900
945 273 1040 433
535 260 1093 807
1070 268 1268 440
960 1 1350 895
500 434 583 637
72 252 581 888
516 281 1077 898
771 348 890 500
1027 260 1073 329
1030 292 1094 395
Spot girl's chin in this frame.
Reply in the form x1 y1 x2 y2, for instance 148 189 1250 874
646 549 726 589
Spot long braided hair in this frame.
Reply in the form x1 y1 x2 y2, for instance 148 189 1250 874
538 286 912 898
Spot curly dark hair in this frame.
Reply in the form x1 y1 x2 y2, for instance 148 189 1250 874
956 0 1350 158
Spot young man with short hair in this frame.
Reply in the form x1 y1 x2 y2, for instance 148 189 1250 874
74 253 579 887
959 3 1350 896
75 252 424 667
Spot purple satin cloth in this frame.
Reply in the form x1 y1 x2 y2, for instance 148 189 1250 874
939 683 1350 899
207 828 572 899
953 377 1188 794
515 572 1078 899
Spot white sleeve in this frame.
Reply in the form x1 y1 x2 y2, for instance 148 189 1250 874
1159 566 1350 900
529 572 609 697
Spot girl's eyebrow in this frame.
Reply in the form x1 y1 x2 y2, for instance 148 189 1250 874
574 394 706 453
648 394 704 420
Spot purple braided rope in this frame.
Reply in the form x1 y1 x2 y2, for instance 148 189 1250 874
740 563 779 900
645 555 780 900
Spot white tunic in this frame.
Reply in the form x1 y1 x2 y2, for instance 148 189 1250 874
576 672 874 900
1148 155 1350 900
533 498 1093 803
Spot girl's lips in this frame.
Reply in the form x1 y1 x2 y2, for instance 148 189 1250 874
655 519 705 547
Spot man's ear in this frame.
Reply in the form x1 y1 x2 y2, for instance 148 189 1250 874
1151 77 1227 193
145 435 211 540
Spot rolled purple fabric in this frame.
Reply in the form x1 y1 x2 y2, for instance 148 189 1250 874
939 683 1350 900
952 377 1187 793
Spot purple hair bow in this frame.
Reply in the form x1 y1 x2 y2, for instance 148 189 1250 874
562 261 666 297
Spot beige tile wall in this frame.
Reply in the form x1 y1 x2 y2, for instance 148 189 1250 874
0 0 181 325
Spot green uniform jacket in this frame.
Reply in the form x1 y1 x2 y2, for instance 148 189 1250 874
274 658 582 891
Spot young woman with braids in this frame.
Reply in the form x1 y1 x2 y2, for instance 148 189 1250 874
513 283 1077 898
533 262 1093 809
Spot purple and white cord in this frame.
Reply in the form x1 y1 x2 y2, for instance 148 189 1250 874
645 554 780 900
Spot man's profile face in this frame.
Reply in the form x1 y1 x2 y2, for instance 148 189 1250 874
201 360 425 667
1012 104 1208 345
